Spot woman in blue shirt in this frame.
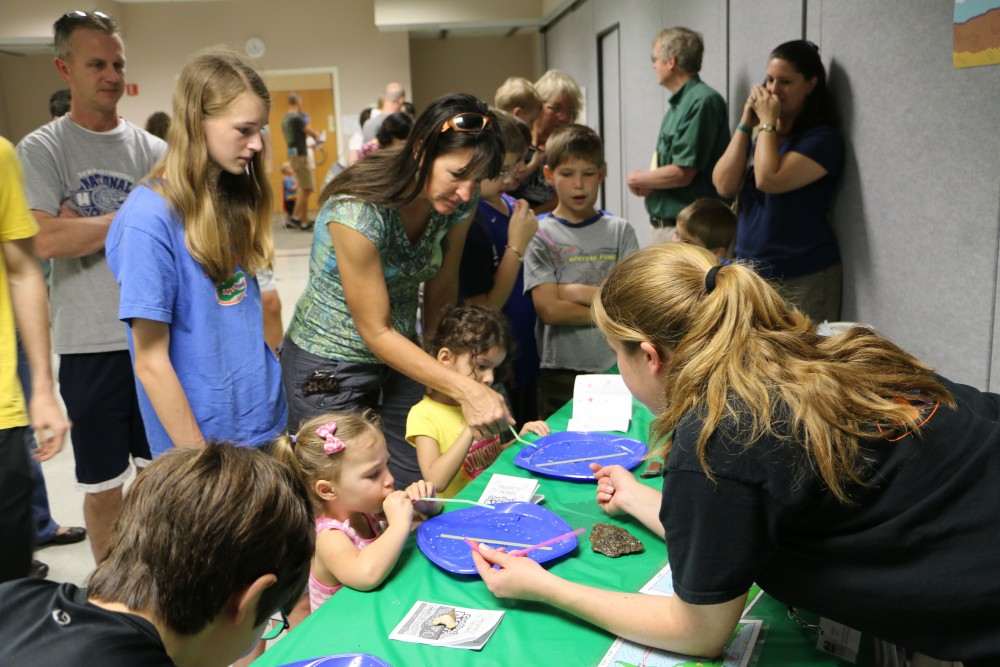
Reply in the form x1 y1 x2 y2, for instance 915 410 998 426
713 40 844 323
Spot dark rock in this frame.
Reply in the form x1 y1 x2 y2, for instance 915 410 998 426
590 523 644 558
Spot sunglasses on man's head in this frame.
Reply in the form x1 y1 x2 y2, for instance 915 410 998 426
440 113 492 134
55 10 114 30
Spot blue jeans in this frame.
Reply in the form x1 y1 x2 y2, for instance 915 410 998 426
281 337 426 490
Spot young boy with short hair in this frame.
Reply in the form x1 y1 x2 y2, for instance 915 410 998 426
523 124 640 417
0 445 313 667
494 77 543 129
494 77 546 197
672 197 736 260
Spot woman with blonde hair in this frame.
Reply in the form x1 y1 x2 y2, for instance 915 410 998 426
473 243 1000 665
107 47 284 457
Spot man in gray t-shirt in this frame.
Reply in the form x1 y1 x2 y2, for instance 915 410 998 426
15 10 164 563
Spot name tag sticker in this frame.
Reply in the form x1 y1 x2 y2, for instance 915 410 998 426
817 617 861 663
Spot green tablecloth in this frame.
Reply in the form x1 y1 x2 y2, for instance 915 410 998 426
255 396 862 667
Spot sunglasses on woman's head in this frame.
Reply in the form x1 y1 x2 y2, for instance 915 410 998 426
440 113 492 134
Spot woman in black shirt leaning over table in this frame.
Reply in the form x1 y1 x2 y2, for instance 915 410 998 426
472 242 1000 665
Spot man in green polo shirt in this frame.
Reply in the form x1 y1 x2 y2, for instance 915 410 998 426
627 27 729 244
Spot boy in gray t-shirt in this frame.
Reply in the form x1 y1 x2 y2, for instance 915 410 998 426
523 124 639 417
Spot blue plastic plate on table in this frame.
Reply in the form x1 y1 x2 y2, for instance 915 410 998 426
513 431 647 481
416 502 579 574
276 654 393 667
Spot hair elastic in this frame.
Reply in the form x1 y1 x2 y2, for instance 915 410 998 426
705 264 723 294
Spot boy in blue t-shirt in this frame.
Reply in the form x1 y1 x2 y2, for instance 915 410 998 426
280 161 299 228
523 124 639 417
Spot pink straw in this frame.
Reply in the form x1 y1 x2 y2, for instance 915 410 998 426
508 528 585 558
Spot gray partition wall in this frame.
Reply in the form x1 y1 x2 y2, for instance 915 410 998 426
542 0 1000 390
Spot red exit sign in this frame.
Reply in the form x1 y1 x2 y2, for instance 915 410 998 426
126 83 139 96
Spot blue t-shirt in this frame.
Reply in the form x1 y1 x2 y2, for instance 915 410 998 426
283 176 298 202
106 185 286 457
734 125 844 281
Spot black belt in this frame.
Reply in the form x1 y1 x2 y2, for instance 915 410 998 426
650 216 676 228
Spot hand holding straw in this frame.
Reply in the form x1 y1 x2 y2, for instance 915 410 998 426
508 528 585 557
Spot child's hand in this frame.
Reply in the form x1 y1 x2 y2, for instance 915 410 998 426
507 199 539 251
404 479 442 516
519 420 550 437
382 490 415 526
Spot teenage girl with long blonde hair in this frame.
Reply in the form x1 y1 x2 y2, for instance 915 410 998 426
107 47 284 457
471 243 999 666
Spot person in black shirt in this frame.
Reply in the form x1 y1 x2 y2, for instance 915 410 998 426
472 242 1000 665
0 445 313 667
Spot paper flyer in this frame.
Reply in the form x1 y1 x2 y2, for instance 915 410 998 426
389 601 504 651
476 473 540 505
597 619 763 667
638 565 763 618
567 374 632 432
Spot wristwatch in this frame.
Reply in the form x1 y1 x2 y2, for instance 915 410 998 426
758 123 777 133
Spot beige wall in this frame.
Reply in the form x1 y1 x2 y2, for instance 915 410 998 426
0 0 410 145
409 33 542 111
376 0 544 28
0 53 65 140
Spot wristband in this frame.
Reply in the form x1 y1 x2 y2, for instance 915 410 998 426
505 245 524 262
736 123 751 134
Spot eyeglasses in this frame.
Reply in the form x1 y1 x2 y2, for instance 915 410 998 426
544 102 576 119
261 609 289 641
440 113 492 134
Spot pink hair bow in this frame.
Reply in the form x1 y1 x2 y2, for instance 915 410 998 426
316 421 346 455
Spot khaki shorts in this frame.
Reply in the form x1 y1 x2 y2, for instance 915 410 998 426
290 155 314 191
775 263 842 324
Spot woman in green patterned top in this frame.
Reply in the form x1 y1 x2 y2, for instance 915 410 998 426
282 93 510 490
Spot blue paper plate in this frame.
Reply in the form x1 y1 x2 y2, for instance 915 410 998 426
277 655 393 667
513 431 647 481
416 502 579 574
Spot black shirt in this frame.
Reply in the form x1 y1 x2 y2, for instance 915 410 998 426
0 579 173 666
458 208 499 303
661 375 1000 662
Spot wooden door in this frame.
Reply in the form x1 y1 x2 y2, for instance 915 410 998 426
263 72 339 217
